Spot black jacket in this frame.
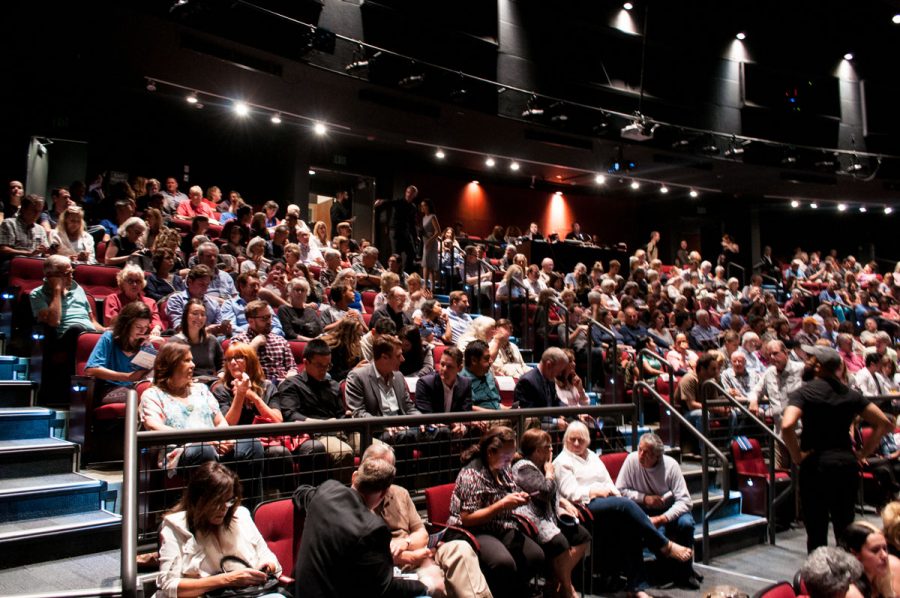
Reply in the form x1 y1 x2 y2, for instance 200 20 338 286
415 372 472 413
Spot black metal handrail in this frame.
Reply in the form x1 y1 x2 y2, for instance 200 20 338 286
726 261 746 286
702 380 797 545
633 381 730 564
636 347 676 428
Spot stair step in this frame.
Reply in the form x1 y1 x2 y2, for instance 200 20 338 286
693 513 768 559
0 513 121 568
0 509 121 542
0 407 54 441
0 438 78 479
0 473 107 523
690 489 742 521
0 381 36 408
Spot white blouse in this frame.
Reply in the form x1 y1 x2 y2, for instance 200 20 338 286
553 447 620 505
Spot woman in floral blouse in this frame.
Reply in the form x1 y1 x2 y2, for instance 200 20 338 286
448 426 544 598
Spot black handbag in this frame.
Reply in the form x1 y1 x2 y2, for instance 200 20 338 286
205 555 281 598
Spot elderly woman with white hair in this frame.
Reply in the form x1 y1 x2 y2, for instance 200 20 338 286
277 277 323 341
598 279 620 315
104 264 163 335
457 316 498 355
554 421 693 594
105 216 147 266
800 546 864 598
240 237 270 275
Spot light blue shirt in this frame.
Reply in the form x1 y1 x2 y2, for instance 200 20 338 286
221 298 284 337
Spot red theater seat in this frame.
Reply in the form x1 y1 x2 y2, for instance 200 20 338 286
253 498 303 584
74 264 120 298
599 452 628 482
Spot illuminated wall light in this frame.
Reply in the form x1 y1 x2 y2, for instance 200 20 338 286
810 202 818 209
233 101 250 117
485 157 495 167
435 149 445 159
837 203 847 212
843 52 854 61
859 206 867 213
630 180 640 190
308 170 316 176
313 122 327 135
594 174 606 185
736 32 746 40
689 190 699 198
894 14 900 24
886 207 894 215
270 113 282 124
510 161 520 171
659 185 669 194
623 2 633 9
790 200 800 208
146 79 157 92
186 92 199 104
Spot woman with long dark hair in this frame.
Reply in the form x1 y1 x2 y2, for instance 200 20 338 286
172 298 223 382
84 301 154 404
156 461 281 597
399 324 434 377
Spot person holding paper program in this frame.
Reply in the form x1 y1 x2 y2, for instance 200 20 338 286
84 301 155 404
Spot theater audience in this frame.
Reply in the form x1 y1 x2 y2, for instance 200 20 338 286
445 291 474 345
276 277 323 341
369 286 412 332
353 246 384 291
84 301 153 404
665 333 698 375
322 316 365 382
514 348 569 426
104 264 163 335
0 194 50 270
165 265 229 335
460 340 504 411
195 242 238 299
799 546 864 598
398 324 434 377
171 299 223 382
30 254 103 349
492 318 531 377
222 272 285 338
105 216 146 266
555 349 591 407
415 346 471 422
49 205 95 263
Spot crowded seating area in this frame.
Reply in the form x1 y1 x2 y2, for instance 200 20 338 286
4 170 900 597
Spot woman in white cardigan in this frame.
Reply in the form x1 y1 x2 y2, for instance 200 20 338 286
553 422 691 595
156 462 281 598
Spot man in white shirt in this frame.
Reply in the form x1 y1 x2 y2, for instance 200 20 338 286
748 340 804 467
853 353 884 397
445 290 474 345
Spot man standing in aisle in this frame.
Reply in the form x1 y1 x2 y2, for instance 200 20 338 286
375 185 419 273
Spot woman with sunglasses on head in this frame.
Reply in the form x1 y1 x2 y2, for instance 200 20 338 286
156 461 282 598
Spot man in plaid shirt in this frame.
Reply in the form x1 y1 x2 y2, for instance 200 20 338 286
231 299 298 382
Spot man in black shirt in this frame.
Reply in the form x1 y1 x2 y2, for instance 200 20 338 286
375 185 419 272
782 344 892 553
329 190 352 237
271 339 355 479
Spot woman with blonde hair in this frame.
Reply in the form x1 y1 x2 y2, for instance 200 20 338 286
141 208 165 251
50 205 95 263
373 271 400 312
457 316 498 355
240 237 270 275
310 220 329 252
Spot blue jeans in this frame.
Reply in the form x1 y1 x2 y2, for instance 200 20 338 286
181 438 265 481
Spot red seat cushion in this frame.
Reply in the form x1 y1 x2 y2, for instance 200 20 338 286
95 403 127 420
253 498 302 579
600 452 628 482
424 483 455 525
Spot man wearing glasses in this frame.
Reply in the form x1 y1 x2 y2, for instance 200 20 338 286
222 271 284 337
231 300 297 382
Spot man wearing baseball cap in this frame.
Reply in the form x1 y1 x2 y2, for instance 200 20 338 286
782 344 893 553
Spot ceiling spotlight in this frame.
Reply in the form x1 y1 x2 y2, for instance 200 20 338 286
146 79 157 92
623 2 633 9
894 14 900 24
270 113 282 124
510 161 520 171
886 207 894 215
435 149 445 159
859 206 867 213
485 157 495 167
843 52 854 61
471 180 480 185
837 203 847 212
308 170 316 176
790 200 800 208
630 180 640 190
659 185 669 194
313 122 327 136
594 174 606 185
810 202 818 209
689 190 699 198
554 191 563 197
186 92 198 104
233 101 250 117
736 32 746 41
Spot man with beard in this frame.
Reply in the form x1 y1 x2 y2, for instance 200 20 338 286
782 344 892 553
231 300 297 382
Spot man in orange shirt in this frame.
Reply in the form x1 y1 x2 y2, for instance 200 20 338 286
175 185 216 221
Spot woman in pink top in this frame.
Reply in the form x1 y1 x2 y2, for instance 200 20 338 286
665 333 698 375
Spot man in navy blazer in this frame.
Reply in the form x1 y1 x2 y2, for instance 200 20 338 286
415 346 472 414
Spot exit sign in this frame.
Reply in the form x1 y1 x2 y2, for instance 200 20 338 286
333 155 347 166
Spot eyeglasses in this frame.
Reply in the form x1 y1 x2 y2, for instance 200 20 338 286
124 279 142 285
226 355 246 362
224 498 236 508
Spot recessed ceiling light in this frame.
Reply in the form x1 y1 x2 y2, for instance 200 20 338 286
186 92 199 104
233 101 249 116
630 180 640 190
893 14 900 24
485 157 495 167
270 113 282 124
510 161 520 171
810 202 818 209
843 52 854 61
435 149 445 159
146 79 157 92
554 191 563 197
859 206 867 213
471 180 480 185
308 170 316 176
313 122 327 135
837 203 847 212
594 175 606 185
736 32 746 41
659 185 669 194
790 200 800 208
886 206 894 215
623 2 633 10
689 189 699 198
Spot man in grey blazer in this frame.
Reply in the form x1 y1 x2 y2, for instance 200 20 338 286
346 335 421 446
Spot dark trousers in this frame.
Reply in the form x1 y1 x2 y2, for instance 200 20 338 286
475 528 544 598
799 458 859 553
389 228 417 273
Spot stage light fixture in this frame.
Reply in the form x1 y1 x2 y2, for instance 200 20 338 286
630 180 640 190
186 92 198 104
843 52 854 61
594 175 606 185
308 170 316 176
837 203 847 212
510 161 520 171
886 207 894 215
313 122 327 136
554 191 563 197
859 206 867 213
146 79 157 92
623 2 633 9
522 95 544 119
790 200 800 208
736 32 746 40
485 157 495 167
435 149 445 159
270 113 282 124
471 180 480 185
689 190 699 198
894 14 900 24
810 202 818 209
233 101 249 117
659 185 669 194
